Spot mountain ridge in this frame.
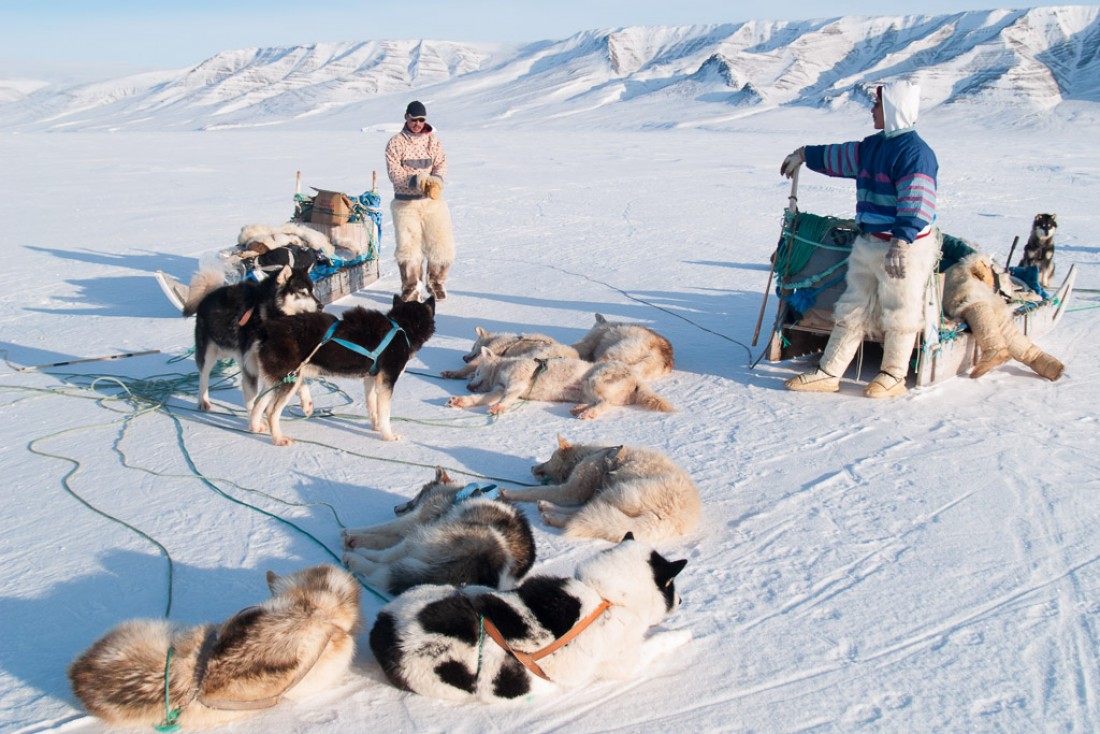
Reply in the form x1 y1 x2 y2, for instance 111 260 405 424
2 6 1098 131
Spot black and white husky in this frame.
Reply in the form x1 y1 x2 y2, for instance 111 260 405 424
183 264 320 412
369 534 689 702
342 467 536 596
1018 212 1057 288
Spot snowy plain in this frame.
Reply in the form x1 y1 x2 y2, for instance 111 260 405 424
1 99 1099 733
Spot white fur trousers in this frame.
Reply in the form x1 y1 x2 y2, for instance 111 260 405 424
391 198 455 267
833 230 941 335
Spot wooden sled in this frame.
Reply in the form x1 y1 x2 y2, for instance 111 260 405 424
759 173 1076 388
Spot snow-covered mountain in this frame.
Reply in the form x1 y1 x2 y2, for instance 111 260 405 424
2 6 1098 131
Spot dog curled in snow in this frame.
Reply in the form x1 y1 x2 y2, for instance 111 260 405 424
571 313 674 381
183 264 320 413
441 327 580 380
246 294 436 445
68 565 361 729
1017 213 1057 288
447 350 674 419
368 533 689 702
500 435 701 543
943 253 1063 381
342 467 536 596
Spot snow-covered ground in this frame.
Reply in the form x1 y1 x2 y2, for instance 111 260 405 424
1 105 1099 733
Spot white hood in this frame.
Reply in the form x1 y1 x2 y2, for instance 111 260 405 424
882 80 921 134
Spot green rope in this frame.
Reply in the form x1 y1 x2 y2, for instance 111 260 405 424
154 646 182 732
776 211 856 277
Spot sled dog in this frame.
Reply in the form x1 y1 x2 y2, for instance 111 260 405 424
447 350 674 419
369 534 689 702
184 264 320 412
68 565 361 728
342 467 536 595
501 435 701 543
247 295 436 445
1017 213 1057 288
441 327 579 379
571 313 674 381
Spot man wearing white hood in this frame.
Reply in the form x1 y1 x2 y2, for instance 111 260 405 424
779 80 940 398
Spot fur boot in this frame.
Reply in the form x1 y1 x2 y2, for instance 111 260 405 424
399 261 422 302
427 263 449 301
864 331 916 398
998 313 1064 380
959 301 1012 378
785 325 863 393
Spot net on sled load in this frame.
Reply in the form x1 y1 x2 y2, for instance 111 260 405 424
290 171 382 304
758 173 1076 387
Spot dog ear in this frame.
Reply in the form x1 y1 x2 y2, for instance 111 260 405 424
479 346 494 360
595 313 607 324
621 531 635 542
276 265 292 285
557 434 570 450
434 466 451 483
476 326 488 337
266 570 279 593
392 293 402 309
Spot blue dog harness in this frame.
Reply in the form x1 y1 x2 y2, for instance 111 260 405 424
320 317 409 375
453 482 500 503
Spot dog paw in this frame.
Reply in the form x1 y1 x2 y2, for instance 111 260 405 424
380 432 402 442
440 370 461 379
199 399 212 412
487 404 508 416
272 436 294 447
447 396 471 408
576 408 600 420
249 420 270 434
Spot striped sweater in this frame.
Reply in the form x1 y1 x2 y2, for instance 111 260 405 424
804 130 938 245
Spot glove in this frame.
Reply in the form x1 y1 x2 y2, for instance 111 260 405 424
414 173 444 199
884 239 910 279
780 147 805 178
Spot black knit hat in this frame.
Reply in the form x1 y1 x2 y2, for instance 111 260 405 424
405 100 427 118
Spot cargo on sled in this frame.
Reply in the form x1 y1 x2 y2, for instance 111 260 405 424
754 173 1076 387
156 172 382 310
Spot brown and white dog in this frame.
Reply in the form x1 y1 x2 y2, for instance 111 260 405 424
68 565 361 728
1017 213 1057 288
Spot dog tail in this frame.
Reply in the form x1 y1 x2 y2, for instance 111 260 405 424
632 381 675 413
182 266 226 316
562 503 678 544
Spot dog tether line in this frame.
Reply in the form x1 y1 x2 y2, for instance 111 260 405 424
480 599 614 681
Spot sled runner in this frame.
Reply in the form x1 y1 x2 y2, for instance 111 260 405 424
759 175 1076 387
156 173 382 311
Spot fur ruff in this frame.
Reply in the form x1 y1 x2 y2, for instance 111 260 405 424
67 565 361 728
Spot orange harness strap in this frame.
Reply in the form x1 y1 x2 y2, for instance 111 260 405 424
481 599 613 681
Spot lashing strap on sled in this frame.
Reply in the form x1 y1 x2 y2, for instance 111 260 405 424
319 318 409 376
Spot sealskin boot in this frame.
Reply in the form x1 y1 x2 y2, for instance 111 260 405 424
427 263 450 301
960 300 1012 378
784 325 863 393
399 261 422 302
864 331 916 398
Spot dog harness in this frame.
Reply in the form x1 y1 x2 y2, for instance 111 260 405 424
480 598 614 681
453 482 500 503
319 317 409 375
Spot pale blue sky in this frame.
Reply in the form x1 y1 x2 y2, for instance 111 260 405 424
1 0 1028 73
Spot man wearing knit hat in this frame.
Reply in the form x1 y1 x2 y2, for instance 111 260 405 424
384 100 455 301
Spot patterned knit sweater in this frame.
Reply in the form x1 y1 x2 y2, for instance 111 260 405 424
385 125 448 200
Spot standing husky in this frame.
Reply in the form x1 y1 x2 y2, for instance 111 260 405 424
184 264 320 412
342 468 536 595
1017 213 1057 288
246 295 436 445
369 535 689 702
571 313 674 381
441 327 579 379
447 349 674 419
68 565 361 728
501 436 701 543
